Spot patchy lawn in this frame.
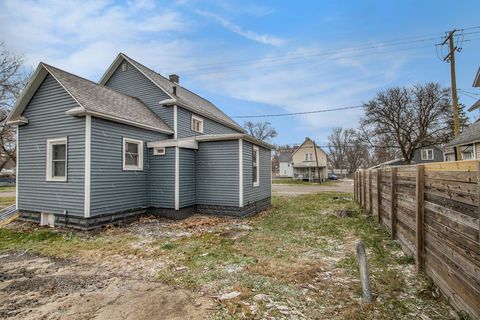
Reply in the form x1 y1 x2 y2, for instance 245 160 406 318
0 193 457 319
0 196 15 207
0 186 15 192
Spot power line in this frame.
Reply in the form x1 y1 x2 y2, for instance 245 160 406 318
232 105 363 118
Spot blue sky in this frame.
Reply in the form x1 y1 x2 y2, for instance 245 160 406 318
1 0 479 146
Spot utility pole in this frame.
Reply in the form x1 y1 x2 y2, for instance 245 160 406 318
441 30 461 160
313 140 321 184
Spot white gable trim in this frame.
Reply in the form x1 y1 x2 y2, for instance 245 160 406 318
98 53 176 100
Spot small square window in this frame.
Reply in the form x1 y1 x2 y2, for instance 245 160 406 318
154 147 165 155
121 62 128 72
123 137 143 170
46 137 67 181
191 115 204 133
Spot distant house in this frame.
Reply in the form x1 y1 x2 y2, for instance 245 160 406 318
445 67 480 161
369 146 444 169
278 152 293 177
7 53 273 230
445 121 480 161
292 138 328 181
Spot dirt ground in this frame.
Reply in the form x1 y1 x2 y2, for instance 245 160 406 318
272 179 353 196
0 250 213 320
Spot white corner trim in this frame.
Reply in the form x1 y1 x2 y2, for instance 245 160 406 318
239 139 243 207
122 137 144 171
253 145 260 187
84 115 91 218
15 127 18 209
46 137 68 182
175 146 179 210
173 105 178 139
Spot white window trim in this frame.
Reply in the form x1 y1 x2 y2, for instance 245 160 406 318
191 115 204 133
123 137 144 171
253 145 260 187
46 137 68 182
421 149 434 161
154 147 165 155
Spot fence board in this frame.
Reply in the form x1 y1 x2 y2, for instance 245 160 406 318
354 162 480 319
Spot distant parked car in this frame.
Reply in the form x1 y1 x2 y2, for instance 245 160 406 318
328 174 338 180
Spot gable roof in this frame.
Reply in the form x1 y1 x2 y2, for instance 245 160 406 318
446 120 480 147
7 63 173 134
278 152 292 162
292 138 326 156
99 53 246 133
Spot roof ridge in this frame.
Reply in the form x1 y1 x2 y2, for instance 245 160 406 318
120 53 239 126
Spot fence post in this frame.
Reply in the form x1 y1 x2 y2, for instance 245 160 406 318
369 170 373 215
415 164 425 272
363 169 367 207
391 167 397 239
377 169 382 224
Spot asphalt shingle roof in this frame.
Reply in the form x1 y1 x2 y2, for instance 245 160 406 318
446 120 480 147
278 152 293 162
44 63 173 133
122 54 245 133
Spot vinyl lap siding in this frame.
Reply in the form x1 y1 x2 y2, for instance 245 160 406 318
104 60 174 128
90 117 168 215
179 148 196 208
243 141 271 205
177 107 239 138
149 147 175 208
18 74 85 216
196 140 239 206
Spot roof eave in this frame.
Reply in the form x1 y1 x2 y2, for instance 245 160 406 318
66 107 174 135
195 133 274 149
473 67 480 87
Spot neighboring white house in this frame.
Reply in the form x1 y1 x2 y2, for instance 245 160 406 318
278 152 293 177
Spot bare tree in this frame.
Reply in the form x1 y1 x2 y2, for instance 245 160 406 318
0 42 30 170
360 83 451 164
327 127 369 174
244 121 277 141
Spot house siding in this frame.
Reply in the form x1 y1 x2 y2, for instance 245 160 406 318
412 147 444 163
179 148 196 208
243 141 271 206
196 140 239 206
90 117 168 215
148 146 175 209
104 60 174 128
177 107 239 138
18 74 85 216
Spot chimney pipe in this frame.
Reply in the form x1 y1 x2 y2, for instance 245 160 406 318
173 86 177 96
169 74 179 84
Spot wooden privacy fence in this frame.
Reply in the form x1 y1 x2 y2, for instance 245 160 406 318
354 161 480 318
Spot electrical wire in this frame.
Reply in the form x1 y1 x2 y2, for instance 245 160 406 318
232 105 363 118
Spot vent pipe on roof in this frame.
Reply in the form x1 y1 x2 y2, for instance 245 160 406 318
169 74 179 84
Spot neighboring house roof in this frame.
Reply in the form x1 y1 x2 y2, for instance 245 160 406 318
446 120 480 147
473 67 480 87
292 137 325 156
368 158 407 170
278 152 292 163
7 63 174 134
99 53 246 133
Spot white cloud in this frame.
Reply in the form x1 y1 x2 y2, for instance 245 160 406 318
195 10 285 47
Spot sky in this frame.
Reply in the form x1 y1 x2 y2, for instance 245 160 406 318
1 0 479 147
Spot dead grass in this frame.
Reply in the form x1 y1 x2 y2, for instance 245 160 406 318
0 192 459 319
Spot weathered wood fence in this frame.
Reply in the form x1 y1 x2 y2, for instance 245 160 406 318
354 160 480 318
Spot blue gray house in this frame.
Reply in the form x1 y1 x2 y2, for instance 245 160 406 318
6 53 273 229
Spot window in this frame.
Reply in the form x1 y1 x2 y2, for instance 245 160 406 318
420 149 434 161
46 138 67 181
191 115 204 133
153 147 165 155
309 153 313 161
304 153 308 161
123 138 143 170
121 62 127 72
462 145 474 160
252 146 260 187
